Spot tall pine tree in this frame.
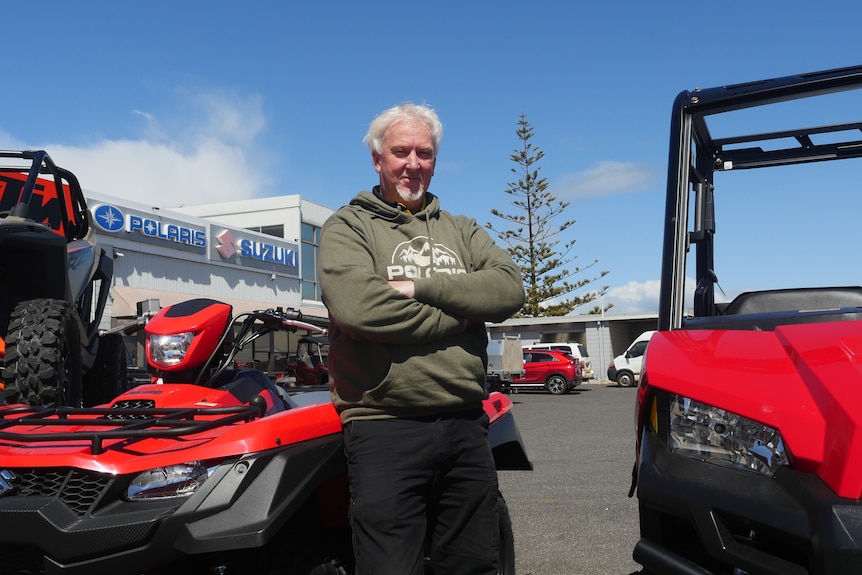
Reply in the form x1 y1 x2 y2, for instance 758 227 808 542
487 114 611 317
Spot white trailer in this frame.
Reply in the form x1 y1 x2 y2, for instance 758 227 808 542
486 335 524 392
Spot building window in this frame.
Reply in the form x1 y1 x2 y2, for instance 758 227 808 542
247 224 284 238
301 222 321 301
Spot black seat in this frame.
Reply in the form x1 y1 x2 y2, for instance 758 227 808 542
212 368 290 413
724 287 862 315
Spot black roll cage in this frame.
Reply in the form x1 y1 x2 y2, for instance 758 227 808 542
659 65 862 330
0 149 90 242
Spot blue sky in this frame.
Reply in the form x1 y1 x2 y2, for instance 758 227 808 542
2 0 860 313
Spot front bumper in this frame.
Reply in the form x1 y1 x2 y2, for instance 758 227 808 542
636 429 862 575
0 435 344 574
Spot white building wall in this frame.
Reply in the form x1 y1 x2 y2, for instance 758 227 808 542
175 196 333 241
85 191 328 327
300 199 335 228
111 251 299 302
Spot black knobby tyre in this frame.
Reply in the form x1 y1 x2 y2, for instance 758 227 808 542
1 298 82 407
305 559 349 575
82 332 128 406
248 530 351 575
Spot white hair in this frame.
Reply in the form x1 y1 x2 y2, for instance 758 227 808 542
363 103 443 154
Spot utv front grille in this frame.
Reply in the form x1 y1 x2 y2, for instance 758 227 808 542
13 468 112 516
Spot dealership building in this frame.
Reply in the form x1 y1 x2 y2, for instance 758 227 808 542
88 191 331 322
87 191 334 369
89 190 656 379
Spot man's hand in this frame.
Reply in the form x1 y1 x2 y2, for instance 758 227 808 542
389 279 475 331
388 280 415 298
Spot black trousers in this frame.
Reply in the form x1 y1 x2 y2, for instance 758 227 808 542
343 408 500 575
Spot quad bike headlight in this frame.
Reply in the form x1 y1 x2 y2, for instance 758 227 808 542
668 394 789 476
126 461 214 500
149 332 195 367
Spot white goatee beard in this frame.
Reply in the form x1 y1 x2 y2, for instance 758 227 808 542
395 185 425 205
395 173 427 206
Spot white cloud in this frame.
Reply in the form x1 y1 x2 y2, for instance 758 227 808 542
554 160 658 199
196 92 266 149
605 279 661 313
10 91 271 208
0 128 27 151
605 276 734 315
51 138 269 207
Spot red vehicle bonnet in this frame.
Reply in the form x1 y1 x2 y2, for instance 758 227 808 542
642 322 862 499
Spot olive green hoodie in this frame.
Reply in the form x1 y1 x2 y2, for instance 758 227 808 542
319 188 525 423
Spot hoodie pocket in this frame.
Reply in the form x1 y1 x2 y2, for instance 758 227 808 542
366 359 403 402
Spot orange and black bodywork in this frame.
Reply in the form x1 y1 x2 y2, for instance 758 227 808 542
0 151 90 338
0 151 113 390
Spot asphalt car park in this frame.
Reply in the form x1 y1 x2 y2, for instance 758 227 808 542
497 381 641 575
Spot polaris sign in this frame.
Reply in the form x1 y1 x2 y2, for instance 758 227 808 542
92 204 207 250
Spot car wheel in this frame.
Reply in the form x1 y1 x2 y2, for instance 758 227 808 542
617 371 635 388
545 375 568 395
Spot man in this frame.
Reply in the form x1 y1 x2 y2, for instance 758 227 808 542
319 103 524 574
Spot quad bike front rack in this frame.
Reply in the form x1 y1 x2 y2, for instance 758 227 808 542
0 404 261 455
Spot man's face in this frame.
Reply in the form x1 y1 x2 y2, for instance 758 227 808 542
373 119 436 212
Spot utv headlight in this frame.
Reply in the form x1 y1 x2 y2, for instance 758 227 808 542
669 394 789 476
149 332 195 367
126 461 213 500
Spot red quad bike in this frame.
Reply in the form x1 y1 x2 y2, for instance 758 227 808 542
0 298 532 575
632 65 862 575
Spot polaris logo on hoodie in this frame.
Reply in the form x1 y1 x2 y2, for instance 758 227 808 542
387 236 466 279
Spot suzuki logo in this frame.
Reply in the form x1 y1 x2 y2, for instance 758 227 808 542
0 470 16 497
216 229 237 259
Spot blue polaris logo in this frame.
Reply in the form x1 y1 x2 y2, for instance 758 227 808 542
93 204 125 232
90 203 207 249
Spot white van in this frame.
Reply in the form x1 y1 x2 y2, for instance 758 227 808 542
522 342 594 380
607 330 655 387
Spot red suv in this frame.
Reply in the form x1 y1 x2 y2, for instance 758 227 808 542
507 349 583 395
